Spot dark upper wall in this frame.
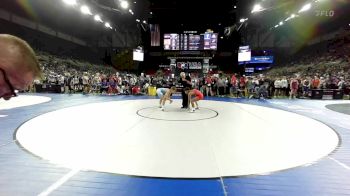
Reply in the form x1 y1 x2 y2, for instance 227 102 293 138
0 18 104 63
0 7 143 64
0 0 143 48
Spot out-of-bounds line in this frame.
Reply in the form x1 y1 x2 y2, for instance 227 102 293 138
329 157 350 170
203 130 228 196
219 176 228 196
37 169 80 196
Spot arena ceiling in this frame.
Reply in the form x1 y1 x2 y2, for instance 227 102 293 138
0 0 149 42
237 0 350 34
147 0 350 38
148 0 237 32
1 0 349 45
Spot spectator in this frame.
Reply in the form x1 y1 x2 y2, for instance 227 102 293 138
0 34 42 100
312 76 320 89
290 77 299 99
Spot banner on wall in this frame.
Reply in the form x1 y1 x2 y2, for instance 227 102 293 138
159 64 170 68
239 56 274 65
176 61 202 70
150 24 160 46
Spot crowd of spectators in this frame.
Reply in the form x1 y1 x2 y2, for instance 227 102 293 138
29 51 179 95
28 30 350 100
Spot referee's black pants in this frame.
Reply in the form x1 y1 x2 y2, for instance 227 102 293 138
181 89 188 108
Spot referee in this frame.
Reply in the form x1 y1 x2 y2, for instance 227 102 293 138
179 72 192 109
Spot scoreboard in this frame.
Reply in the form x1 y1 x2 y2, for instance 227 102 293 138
164 32 218 51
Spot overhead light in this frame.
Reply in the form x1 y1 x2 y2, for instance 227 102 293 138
120 1 129 9
240 18 248 23
105 22 112 29
150 12 153 15
251 4 263 13
94 14 103 23
220 36 224 39
143 20 147 24
234 6 237 9
80 5 92 15
134 1 137 3
62 0 77 5
274 25 279 28
279 21 284 25
136 19 140 22
298 3 312 13
285 13 297 22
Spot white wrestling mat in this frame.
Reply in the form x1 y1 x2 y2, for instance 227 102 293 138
15 99 339 178
0 95 51 110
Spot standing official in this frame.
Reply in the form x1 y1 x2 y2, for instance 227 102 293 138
179 72 192 109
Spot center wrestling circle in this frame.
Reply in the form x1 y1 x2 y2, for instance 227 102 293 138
15 99 339 178
136 106 219 121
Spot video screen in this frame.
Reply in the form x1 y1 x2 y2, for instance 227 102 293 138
189 34 201 50
249 56 274 64
133 49 144 61
164 34 180 50
238 46 251 62
204 32 218 50
238 49 274 65
164 32 218 50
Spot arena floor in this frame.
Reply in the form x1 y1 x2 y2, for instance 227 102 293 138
1 94 350 196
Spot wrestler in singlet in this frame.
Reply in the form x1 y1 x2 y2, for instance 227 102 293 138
156 88 168 98
192 89 204 100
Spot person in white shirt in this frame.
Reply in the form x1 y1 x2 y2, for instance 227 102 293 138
82 72 90 94
338 77 345 90
280 76 288 96
274 78 282 97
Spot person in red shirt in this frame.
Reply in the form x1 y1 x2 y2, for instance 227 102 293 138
230 74 237 97
290 77 299 99
239 75 246 97
312 76 320 89
185 87 204 113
